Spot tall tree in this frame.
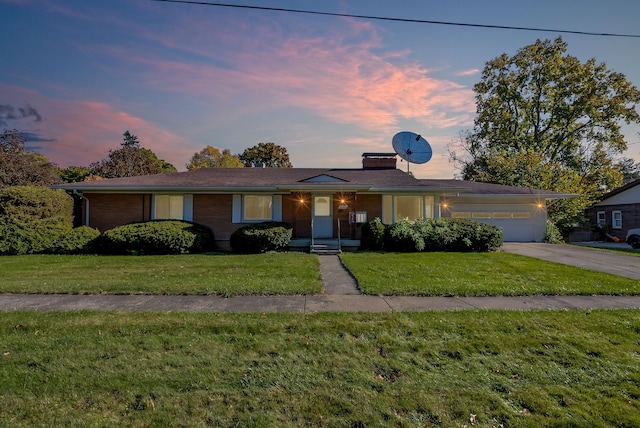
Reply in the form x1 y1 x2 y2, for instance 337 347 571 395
239 142 292 168
186 146 244 170
90 131 176 178
450 38 640 229
617 157 640 185
0 129 61 188
59 166 91 183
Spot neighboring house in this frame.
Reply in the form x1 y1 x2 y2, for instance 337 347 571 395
590 179 640 240
54 153 574 249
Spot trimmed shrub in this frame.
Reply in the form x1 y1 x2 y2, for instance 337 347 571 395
435 218 503 252
230 221 293 253
99 220 215 255
544 221 564 244
360 217 386 250
0 186 74 255
376 217 502 253
384 220 425 252
47 226 101 254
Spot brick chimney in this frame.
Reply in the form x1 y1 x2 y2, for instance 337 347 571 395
362 153 397 170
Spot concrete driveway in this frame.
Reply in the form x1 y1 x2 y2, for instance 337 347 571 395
501 243 640 280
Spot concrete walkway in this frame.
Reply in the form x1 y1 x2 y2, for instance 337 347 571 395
317 254 360 295
1 249 639 313
1 293 639 313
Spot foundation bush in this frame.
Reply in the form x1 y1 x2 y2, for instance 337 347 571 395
230 222 293 253
99 220 215 255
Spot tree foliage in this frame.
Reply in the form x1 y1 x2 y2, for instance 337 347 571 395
0 129 61 188
59 166 91 183
617 157 640 185
0 186 73 255
450 38 640 229
239 142 292 168
90 131 176 178
186 146 244 170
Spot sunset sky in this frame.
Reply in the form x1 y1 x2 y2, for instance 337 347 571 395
2 0 640 178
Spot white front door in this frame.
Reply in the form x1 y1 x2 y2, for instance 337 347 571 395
313 195 333 238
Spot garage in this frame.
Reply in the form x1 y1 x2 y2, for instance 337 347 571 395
444 202 547 242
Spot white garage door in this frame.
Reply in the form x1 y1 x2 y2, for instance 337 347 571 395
451 210 539 242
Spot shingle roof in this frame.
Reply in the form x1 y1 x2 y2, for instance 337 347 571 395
598 179 640 201
53 167 571 197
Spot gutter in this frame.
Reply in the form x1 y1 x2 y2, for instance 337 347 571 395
72 190 90 227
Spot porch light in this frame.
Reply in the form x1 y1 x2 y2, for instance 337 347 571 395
338 199 348 210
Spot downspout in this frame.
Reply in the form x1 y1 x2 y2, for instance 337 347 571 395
72 190 90 227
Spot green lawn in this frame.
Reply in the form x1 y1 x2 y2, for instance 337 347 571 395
0 253 322 296
341 252 640 296
2 251 640 296
1 310 639 427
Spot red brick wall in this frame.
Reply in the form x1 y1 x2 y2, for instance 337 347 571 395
354 194 382 220
282 193 312 238
192 194 236 240
84 193 150 232
82 192 386 241
351 194 382 239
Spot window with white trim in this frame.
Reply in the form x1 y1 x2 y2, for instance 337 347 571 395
612 210 622 229
154 195 184 220
244 195 273 220
383 195 434 223
232 195 282 223
596 211 606 227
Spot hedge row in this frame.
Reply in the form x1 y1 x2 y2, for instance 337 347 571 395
0 186 294 255
230 222 293 253
0 186 218 255
99 220 216 255
361 217 503 252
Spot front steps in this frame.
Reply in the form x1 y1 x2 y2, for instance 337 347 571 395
289 238 360 254
310 241 341 255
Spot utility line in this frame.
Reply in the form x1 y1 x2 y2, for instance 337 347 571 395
152 0 640 39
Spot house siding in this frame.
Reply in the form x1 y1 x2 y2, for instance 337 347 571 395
590 203 640 240
84 193 151 231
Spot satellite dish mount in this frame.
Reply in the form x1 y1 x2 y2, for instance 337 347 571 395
392 131 433 173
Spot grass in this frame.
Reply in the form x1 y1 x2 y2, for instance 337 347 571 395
574 245 640 257
0 253 322 296
1 310 639 427
341 251 640 296
2 250 640 297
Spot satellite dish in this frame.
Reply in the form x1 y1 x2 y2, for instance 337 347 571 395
392 131 432 173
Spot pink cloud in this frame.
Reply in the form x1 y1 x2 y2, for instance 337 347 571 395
129 15 476 134
1 84 191 170
455 68 482 76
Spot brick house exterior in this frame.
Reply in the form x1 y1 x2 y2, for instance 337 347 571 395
55 154 574 248
590 179 640 240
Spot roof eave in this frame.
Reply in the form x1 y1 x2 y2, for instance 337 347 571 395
444 192 578 199
370 186 471 193
55 185 281 193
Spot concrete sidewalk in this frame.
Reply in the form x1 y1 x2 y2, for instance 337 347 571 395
1 293 639 313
